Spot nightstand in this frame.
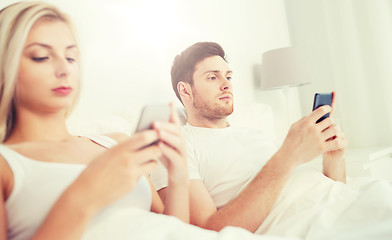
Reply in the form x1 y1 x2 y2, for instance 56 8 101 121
346 146 392 181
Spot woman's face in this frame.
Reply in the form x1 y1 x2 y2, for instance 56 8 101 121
16 19 79 115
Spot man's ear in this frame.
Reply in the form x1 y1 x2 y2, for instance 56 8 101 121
177 81 192 102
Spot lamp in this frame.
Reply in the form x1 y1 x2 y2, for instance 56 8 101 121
261 47 310 90
260 47 311 127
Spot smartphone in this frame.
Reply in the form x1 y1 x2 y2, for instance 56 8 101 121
312 92 334 123
134 104 171 148
135 104 171 133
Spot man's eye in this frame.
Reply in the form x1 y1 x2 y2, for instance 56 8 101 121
66 57 76 63
32 57 48 62
208 76 217 80
226 77 232 81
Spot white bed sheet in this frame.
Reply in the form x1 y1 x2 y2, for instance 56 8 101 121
82 166 392 240
71 104 392 240
256 166 392 239
82 208 296 240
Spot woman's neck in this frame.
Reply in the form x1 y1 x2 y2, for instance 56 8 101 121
5 109 72 144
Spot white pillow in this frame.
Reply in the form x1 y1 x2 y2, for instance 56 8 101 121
229 102 275 135
68 102 277 141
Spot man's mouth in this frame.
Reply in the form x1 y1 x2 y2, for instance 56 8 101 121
219 95 232 101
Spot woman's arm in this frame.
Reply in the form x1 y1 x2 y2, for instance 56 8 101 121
150 103 190 223
32 130 163 239
0 157 12 240
0 192 7 240
31 182 97 240
149 176 164 213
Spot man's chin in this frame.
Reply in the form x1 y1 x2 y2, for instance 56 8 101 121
218 106 233 117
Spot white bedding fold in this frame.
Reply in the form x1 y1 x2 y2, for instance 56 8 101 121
82 167 392 240
256 167 392 239
82 208 295 240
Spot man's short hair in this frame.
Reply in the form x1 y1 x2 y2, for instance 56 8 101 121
171 42 226 102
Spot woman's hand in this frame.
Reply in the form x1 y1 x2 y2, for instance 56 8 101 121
33 130 163 240
151 103 190 222
73 130 163 212
152 103 188 183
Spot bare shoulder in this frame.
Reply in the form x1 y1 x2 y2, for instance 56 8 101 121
103 132 130 143
0 153 9 238
0 154 11 176
0 153 13 201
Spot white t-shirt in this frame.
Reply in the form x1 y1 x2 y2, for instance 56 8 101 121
150 123 278 208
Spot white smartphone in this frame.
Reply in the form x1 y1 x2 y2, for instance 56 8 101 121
135 104 171 133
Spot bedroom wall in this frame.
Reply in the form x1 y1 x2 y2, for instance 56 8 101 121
1 0 291 136
283 0 392 149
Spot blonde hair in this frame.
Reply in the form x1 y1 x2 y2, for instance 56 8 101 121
0 1 80 142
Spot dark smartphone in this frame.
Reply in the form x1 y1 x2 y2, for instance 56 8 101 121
312 92 334 123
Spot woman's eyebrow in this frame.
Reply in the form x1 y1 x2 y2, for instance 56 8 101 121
25 43 77 50
25 42 52 49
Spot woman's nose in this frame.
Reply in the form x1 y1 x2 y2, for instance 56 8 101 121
55 58 70 79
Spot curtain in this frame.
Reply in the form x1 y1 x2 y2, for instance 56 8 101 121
285 0 392 148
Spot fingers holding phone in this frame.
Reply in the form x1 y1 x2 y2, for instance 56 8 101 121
322 119 348 183
134 103 184 153
134 103 187 179
152 104 188 181
324 124 349 152
310 105 332 126
312 92 334 123
312 92 348 151
74 133 162 211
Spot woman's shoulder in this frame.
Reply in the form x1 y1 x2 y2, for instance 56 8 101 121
0 151 13 200
102 132 130 144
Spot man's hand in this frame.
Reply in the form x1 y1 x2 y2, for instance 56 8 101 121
278 105 338 167
321 94 348 182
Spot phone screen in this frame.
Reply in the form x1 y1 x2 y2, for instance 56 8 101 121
135 104 171 133
312 92 333 123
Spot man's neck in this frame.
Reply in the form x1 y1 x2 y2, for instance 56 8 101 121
187 116 230 129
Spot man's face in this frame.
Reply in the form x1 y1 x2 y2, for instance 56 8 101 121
190 55 234 119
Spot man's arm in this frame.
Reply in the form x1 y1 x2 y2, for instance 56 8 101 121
322 125 348 183
202 150 297 231
323 152 346 183
158 150 297 232
321 94 348 183
159 105 343 232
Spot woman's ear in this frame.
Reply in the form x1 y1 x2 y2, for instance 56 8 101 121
177 81 192 102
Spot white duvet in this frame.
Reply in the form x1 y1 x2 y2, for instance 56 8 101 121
82 207 295 240
257 167 392 239
82 167 392 240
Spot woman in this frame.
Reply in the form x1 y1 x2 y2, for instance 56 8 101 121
0 2 190 239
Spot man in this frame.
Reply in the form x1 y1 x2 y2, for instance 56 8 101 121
150 42 348 233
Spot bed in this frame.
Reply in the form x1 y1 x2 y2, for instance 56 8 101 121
68 103 392 240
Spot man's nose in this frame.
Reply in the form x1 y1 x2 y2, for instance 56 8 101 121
221 77 232 91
